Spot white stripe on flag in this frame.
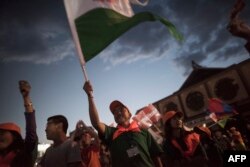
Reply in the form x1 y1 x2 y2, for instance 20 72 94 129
63 0 149 78
64 0 86 67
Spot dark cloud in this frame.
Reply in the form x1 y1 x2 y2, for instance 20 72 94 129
98 0 250 74
144 0 250 75
0 0 73 64
0 0 249 72
170 0 249 71
173 51 205 76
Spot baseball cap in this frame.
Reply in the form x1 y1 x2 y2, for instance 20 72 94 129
109 100 129 114
0 122 21 136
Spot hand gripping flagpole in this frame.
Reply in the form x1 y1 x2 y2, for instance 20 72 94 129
64 0 88 81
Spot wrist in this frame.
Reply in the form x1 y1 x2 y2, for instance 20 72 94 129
23 96 31 102
24 102 33 107
87 92 93 98
24 102 34 113
21 93 30 98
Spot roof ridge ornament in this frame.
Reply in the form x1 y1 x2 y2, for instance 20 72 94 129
191 60 204 69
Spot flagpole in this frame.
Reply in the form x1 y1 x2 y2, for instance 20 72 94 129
64 0 88 81
208 122 218 128
69 19 89 81
81 65 88 82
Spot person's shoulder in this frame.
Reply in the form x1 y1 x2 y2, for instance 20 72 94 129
43 145 53 153
140 128 149 133
138 129 151 137
61 139 80 149
105 125 117 134
106 125 117 130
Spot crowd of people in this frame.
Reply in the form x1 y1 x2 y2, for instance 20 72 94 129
2 1 250 167
1 80 249 167
1 1 250 167
161 111 250 167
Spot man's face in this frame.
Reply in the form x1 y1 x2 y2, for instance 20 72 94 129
45 120 60 140
113 105 131 125
0 129 14 150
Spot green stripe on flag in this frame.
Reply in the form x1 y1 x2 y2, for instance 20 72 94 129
75 8 183 62
218 119 228 129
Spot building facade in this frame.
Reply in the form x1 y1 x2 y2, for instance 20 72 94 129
152 59 250 128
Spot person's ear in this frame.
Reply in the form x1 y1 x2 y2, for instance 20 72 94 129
56 122 63 131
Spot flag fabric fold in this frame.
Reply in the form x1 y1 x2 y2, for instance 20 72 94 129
208 98 237 115
64 0 183 62
132 104 161 129
217 118 229 128
208 112 218 122
207 98 238 129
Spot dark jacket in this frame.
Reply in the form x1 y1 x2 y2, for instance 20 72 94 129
11 112 38 167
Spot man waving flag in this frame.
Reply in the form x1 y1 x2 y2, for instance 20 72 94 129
64 0 182 64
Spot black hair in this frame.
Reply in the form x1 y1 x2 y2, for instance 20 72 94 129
0 131 24 156
164 118 190 151
47 115 68 134
164 115 185 139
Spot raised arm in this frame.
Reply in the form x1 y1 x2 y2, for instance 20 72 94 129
19 80 38 163
83 81 106 135
228 0 250 40
230 0 245 20
19 80 34 113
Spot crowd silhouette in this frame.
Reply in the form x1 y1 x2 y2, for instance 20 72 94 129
1 80 249 167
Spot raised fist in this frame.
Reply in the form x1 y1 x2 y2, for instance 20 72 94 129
83 81 93 95
19 80 31 97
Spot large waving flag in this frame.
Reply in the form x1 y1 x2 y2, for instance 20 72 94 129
64 0 183 62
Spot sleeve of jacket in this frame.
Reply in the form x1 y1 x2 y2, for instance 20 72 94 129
24 111 38 164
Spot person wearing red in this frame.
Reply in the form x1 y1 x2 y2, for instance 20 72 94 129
162 111 204 167
73 120 101 167
0 80 38 167
83 80 163 167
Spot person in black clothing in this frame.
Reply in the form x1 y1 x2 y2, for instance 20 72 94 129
194 126 223 167
244 120 250 149
0 80 38 167
213 129 234 153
